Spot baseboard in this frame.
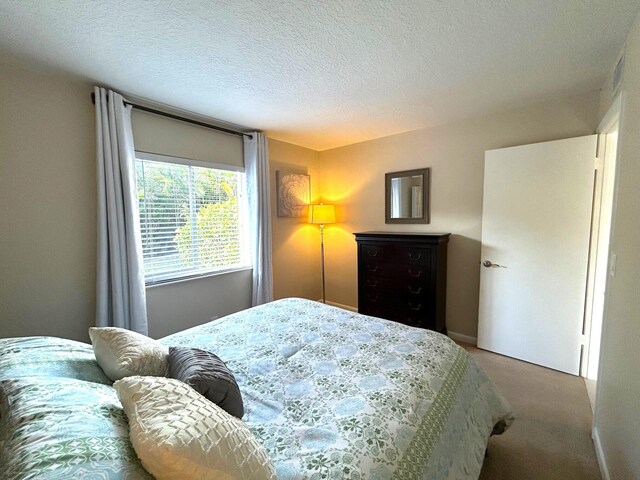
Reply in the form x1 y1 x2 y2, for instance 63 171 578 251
448 331 478 345
322 300 358 312
592 427 611 480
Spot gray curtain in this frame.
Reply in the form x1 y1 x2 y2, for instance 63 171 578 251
244 132 273 306
94 87 148 334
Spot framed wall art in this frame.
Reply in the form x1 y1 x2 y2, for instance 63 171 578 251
276 171 310 217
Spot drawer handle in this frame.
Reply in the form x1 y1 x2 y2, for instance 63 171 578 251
408 286 422 294
408 269 422 278
368 265 379 273
408 302 423 311
368 294 379 303
408 251 422 261
367 249 379 257
367 279 379 287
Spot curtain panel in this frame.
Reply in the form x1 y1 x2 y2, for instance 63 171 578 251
244 132 273 306
94 87 148 334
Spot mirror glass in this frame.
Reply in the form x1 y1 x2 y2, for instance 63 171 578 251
385 168 429 224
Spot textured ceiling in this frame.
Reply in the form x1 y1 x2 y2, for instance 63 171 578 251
1 0 639 150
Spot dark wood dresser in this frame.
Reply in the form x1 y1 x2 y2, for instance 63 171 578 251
355 232 450 332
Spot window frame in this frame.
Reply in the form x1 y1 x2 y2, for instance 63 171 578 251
135 151 252 286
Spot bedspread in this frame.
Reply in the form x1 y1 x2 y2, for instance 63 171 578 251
0 298 512 479
162 298 513 479
0 338 151 479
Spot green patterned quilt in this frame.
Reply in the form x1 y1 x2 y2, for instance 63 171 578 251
0 337 152 480
162 298 513 479
0 298 513 479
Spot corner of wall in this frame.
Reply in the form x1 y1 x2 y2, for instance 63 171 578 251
267 138 322 301
592 427 611 480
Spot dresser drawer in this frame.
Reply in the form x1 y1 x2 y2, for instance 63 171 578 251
362 289 428 311
361 244 430 265
359 304 426 329
363 277 429 301
363 261 431 281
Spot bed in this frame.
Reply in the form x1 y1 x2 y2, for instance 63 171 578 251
0 298 513 479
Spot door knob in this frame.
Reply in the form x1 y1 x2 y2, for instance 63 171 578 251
482 260 506 268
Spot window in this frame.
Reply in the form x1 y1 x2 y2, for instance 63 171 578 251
135 153 250 284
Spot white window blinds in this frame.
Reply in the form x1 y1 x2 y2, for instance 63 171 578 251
136 154 250 284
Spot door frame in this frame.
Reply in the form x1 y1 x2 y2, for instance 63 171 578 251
582 94 622 415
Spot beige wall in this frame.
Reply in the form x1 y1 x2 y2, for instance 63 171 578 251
0 60 96 342
0 60 321 342
317 91 600 338
146 270 252 338
0 61 254 342
269 139 321 301
593 12 640 480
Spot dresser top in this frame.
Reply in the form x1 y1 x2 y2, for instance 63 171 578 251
354 231 451 243
354 231 450 237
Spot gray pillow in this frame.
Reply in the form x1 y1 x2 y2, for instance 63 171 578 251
167 346 244 419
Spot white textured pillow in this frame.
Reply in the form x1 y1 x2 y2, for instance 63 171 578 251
89 327 168 381
114 376 276 480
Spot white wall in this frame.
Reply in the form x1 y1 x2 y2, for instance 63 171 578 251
593 12 640 480
0 59 96 342
317 91 600 339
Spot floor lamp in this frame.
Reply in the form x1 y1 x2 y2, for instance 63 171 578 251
309 203 335 303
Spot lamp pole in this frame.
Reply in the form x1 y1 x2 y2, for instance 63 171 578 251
309 203 334 304
320 223 326 303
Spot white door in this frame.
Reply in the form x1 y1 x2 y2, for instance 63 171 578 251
477 135 596 375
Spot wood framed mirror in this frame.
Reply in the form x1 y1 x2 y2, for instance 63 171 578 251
385 168 430 224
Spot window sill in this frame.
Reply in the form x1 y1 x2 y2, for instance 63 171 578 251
145 266 253 289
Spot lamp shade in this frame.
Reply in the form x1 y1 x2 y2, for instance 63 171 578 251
308 204 335 225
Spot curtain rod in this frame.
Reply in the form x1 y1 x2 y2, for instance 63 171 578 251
90 92 253 139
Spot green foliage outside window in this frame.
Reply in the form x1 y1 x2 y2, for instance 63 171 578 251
136 158 245 282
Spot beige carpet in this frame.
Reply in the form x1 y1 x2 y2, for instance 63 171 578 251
460 344 602 480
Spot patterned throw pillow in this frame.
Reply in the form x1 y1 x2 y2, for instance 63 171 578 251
89 327 168 381
168 346 244 418
114 376 276 480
